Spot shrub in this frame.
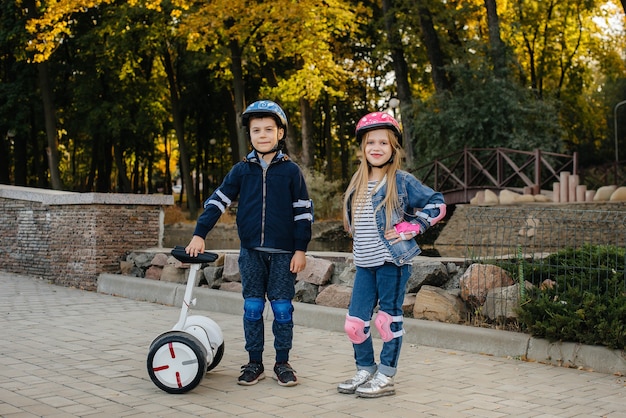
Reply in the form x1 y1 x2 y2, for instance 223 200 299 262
302 169 343 221
515 244 626 350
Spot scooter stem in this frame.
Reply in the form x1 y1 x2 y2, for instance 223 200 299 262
173 263 201 330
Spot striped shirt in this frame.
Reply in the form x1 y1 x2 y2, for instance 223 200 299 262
352 181 394 267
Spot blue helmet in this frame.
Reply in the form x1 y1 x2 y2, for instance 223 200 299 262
242 100 288 133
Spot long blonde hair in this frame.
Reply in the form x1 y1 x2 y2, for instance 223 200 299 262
343 129 405 232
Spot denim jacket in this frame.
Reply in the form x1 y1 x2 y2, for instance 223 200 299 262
345 170 446 266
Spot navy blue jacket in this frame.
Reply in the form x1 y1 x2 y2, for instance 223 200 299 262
193 150 313 252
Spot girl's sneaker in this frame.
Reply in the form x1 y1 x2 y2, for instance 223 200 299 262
337 369 373 394
273 362 298 386
355 372 395 398
238 362 265 385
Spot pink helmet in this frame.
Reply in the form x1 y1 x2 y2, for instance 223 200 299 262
355 112 402 145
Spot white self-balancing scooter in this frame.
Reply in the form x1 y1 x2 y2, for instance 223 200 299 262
147 246 225 394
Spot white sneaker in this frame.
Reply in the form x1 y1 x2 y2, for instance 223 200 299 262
355 372 395 398
337 369 373 394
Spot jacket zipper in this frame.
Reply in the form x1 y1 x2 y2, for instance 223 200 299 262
260 166 268 246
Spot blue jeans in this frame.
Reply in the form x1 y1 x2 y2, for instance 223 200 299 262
238 248 296 363
348 262 410 377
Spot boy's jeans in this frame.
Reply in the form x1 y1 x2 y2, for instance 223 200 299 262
348 262 410 377
238 248 296 361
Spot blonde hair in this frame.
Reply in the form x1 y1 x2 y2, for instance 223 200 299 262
343 129 405 232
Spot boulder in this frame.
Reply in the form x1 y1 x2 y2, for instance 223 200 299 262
222 253 241 282
499 189 521 205
609 186 626 201
144 265 163 280
406 260 449 293
315 284 352 309
160 265 187 283
459 264 514 307
594 185 617 201
297 256 334 285
151 252 169 267
295 281 319 304
413 285 466 323
219 281 242 293
484 189 499 205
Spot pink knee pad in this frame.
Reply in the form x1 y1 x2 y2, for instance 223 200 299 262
344 314 370 344
374 311 405 342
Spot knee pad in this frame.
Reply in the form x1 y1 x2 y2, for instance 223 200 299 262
344 314 370 344
374 311 405 342
244 297 265 322
270 299 293 324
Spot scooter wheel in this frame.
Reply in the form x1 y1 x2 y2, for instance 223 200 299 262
147 332 208 394
207 342 225 372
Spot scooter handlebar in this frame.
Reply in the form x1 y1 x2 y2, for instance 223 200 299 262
171 246 218 264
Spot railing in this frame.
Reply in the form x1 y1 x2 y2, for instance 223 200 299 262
412 148 577 204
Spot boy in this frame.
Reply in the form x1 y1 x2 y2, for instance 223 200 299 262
185 100 313 387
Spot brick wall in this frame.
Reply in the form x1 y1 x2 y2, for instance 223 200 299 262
0 185 173 290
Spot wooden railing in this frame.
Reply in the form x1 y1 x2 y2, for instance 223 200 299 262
412 148 578 204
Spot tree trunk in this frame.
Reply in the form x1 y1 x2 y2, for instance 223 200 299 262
230 40 248 160
416 4 451 93
323 96 333 180
162 46 198 218
300 97 314 169
382 0 415 167
484 0 507 77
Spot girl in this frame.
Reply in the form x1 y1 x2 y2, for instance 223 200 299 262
338 111 446 398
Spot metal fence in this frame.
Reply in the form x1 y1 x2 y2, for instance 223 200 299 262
464 206 626 299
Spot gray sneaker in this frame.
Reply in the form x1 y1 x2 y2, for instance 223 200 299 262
355 372 395 398
337 369 373 394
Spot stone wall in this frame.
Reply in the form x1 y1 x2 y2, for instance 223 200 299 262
0 185 172 290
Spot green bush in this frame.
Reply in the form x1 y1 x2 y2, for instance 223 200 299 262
302 169 344 221
515 244 626 350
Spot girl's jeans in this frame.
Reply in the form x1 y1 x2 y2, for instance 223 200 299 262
238 248 296 363
348 262 411 377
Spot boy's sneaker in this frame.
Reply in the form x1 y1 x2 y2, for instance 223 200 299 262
238 362 265 386
337 369 373 394
273 362 298 386
355 372 395 398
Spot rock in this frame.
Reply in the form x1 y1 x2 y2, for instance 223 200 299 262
144 265 163 280
609 186 626 201
499 189 521 205
484 189 499 205
151 252 169 267
119 260 134 275
202 266 224 288
414 285 466 323
160 265 186 283
483 283 523 320
406 261 449 293
315 284 352 308
594 185 617 201
219 281 242 293
403 293 416 316
516 194 536 203
295 281 319 304
519 216 540 238
297 256 334 285
336 264 356 287
470 190 485 205
222 253 241 282
131 252 153 269
459 264 514 307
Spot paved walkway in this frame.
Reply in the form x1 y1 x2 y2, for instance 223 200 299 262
1 272 626 418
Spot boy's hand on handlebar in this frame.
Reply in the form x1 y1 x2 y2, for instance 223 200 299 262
185 235 206 257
